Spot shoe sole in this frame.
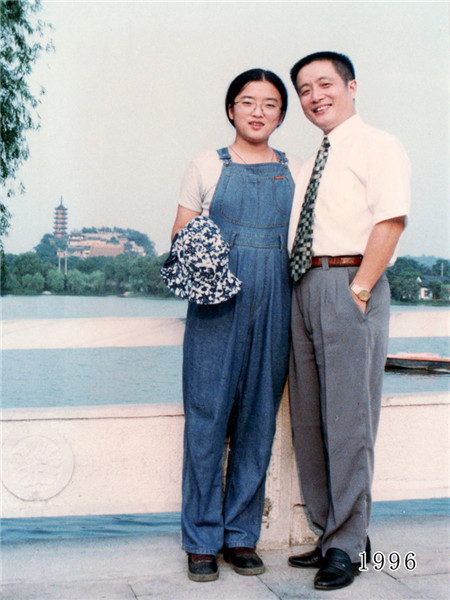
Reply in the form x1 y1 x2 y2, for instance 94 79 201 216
314 567 361 591
187 570 219 582
230 564 265 576
314 581 353 591
288 560 322 569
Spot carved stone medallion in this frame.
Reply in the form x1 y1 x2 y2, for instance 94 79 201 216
2 434 74 501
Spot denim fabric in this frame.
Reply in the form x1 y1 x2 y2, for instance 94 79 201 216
182 148 294 554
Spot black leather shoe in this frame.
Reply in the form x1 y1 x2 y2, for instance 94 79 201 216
289 537 371 570
288 546 323 568
314 548 360 591
223 546 265 575
187 553 219 582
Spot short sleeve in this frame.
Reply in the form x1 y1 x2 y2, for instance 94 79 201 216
366 135 411 225
178 160 204 214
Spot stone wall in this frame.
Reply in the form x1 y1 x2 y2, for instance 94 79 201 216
2 310 449 549
2 391 448 548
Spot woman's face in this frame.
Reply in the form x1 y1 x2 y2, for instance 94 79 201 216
228 80 284 144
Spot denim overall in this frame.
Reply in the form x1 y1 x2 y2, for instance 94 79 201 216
182 147 295 555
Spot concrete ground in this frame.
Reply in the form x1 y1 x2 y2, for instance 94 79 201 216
1 513 449 600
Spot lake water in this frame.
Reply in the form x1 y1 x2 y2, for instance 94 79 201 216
3 294 449 321
1 294 189 320
2 295 449 409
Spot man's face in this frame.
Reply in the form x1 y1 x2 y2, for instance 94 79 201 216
296 60 357 134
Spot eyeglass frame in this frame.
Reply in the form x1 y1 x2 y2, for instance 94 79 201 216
232 98 282 115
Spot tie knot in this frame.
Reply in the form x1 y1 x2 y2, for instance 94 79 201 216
321 136 330 150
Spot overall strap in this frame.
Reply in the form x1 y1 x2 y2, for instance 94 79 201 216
217 147 232 166
274 149 289 168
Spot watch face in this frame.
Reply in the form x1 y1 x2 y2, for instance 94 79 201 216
358 290 371 302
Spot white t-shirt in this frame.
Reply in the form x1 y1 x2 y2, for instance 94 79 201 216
288 114 411 262
179 149 303 216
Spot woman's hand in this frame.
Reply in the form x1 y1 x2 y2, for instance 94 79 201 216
171 206 201 241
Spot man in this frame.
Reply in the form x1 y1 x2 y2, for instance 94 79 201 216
287 52 410 591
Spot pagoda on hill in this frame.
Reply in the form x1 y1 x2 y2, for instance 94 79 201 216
54 197 68 238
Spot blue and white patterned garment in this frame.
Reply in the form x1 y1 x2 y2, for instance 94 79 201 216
160 216 242 305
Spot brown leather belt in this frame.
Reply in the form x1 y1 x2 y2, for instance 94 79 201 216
310 255 363 268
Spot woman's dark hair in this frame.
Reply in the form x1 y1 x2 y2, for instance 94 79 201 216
225 68 288 127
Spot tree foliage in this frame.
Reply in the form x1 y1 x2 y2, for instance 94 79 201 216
2 248 174 298
386 257 449 303
4 244 447 303
1 0 52 244
427 279 449 302
430 259 449 278
34 232 58 265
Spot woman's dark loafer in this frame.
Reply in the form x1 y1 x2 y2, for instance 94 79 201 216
187 553 219 582
223 546 265 575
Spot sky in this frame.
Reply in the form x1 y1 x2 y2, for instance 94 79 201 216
4 0 449 259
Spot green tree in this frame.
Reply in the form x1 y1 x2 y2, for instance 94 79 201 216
1 0 52 243
136 253 173 297
122 228 156 255
387 257 422 302
76 256 109 275
430 259 449 278
4 271 21 294
22 271 44 294
389 276 420 302
427 279 448 301
34 233 58 265
1 252 10 293
112 254 133 293
11 251 44 277
46 267 65 293
129 255 147 293
66 270 87 295
87 270 106 294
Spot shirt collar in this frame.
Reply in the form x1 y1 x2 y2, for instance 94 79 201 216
326 113 362 148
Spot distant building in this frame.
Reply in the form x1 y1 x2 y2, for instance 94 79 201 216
51 200 146 258
66 228 146 258
54 197 68 238
417 275 449 300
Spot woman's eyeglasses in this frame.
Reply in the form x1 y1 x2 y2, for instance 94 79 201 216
233 99 281 115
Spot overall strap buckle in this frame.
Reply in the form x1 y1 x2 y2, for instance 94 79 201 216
217 147 232 167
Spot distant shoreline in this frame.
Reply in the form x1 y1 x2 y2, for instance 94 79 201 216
2 292 449 308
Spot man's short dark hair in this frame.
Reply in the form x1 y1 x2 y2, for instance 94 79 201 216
290 52 355 91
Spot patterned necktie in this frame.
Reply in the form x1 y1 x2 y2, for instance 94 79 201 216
290 136 330 281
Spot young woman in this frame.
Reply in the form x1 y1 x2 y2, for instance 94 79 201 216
171 68 301 582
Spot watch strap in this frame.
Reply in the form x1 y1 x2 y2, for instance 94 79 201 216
350 281 371 302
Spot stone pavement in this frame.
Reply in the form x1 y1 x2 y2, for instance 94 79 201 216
1 512 449 600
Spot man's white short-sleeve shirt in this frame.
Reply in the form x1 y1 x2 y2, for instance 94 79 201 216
288 114 410 261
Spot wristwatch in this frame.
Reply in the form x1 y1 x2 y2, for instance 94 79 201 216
350 281 371 302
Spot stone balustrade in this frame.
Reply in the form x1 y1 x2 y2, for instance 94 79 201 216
1 310 449 549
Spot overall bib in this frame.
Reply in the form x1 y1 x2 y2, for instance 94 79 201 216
182 148 294 555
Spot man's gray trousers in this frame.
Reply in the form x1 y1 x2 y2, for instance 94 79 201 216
289 263 390 562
